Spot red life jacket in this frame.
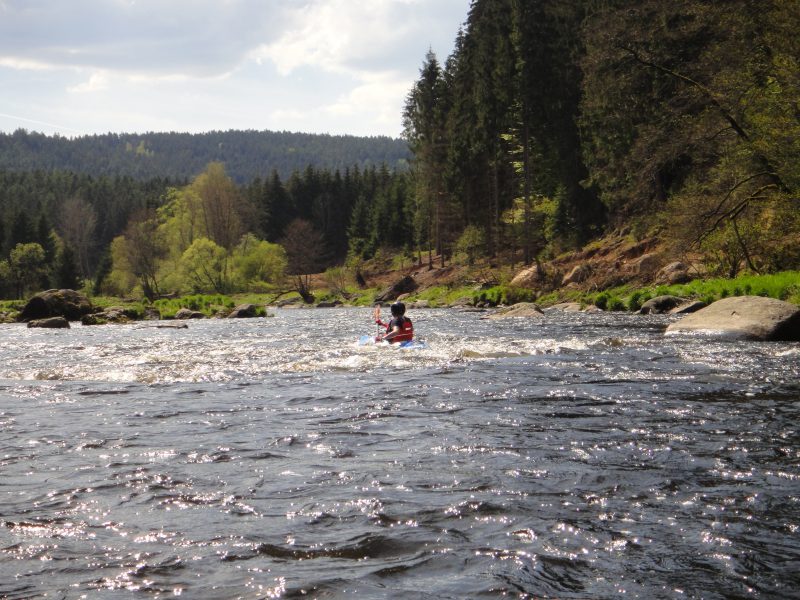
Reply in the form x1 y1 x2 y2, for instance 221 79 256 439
386 317 413 343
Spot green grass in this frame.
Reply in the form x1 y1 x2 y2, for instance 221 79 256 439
0 299 25 312
581 271 800 311
153 294 237 318
472 285 536 307
411 285 477 307
90 296 148 317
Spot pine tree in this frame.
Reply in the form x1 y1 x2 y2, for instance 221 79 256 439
54 245 81 290
403 50 448 267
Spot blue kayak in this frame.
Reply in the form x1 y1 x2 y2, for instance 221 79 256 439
358 335 428 350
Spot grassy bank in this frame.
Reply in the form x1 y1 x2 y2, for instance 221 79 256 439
578 271 800 312
85 271 800 315
2 271 798 321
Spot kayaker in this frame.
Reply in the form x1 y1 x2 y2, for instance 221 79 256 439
376 301 414 343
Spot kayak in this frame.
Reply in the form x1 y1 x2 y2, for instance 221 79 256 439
358 335 428 350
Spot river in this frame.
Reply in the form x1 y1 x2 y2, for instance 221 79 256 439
1 307 798 599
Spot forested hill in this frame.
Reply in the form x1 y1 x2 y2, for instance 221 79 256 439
0 129 410 183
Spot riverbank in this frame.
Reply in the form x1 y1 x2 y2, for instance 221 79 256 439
1 269 798 325
1 231 798 322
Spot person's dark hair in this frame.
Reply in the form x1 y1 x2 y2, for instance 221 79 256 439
390 302 406 317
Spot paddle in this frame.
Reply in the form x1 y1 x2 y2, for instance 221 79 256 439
373 304 382 339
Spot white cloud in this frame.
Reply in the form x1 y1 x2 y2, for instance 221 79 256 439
67 71 109 93
255 0 429 77
0 56 52 70
323 73 410 128
0 0 287 77
0 0 470 137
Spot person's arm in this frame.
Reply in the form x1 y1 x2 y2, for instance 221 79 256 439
382 324 401 341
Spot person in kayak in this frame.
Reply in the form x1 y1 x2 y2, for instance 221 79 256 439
376 301 414 343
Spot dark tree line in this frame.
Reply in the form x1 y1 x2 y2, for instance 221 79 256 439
0 129 410 185
243 164 411 263
0 164 410 298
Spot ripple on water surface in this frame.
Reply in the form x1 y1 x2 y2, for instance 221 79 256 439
1 309 799 597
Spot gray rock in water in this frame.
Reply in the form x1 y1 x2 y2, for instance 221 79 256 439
639 295 684 314
546 302 584 312
670 300 707 314
228 303 259 317
665 296 800 341
27 316 70 329
314 301 342 309
82 307 135 325
174 308 205 319
487 302 544 320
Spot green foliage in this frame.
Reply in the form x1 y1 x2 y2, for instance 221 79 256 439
323 266 349 296
53 245 81 290
473 285 535 307
90 297 148 319
412 284 478 308
591 291 628 311
454 225 486 266
653 272 800 305
2 242 47 299
153 294 236 318
180 238 229 294
231 234 287 289
627 290 652 312
582 271 800 311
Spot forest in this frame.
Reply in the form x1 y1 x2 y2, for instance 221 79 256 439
0 0 797 302
0 129 410 184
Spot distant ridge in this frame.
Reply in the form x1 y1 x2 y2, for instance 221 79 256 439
0 128 411 183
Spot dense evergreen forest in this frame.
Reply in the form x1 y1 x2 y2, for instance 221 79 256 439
0 129 410 183
402 0 798 276
0 0 797 301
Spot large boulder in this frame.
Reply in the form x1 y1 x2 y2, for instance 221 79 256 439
627 252 660 276
656 261 691 285
665 296 800 341
487 302 545 320
510 265 543 288
561 264 592 286
375 275 418 302
20 289 93 322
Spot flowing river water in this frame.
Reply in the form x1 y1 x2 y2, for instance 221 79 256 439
0 307 798 599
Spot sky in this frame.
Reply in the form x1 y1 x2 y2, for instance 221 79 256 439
0 0 470 139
